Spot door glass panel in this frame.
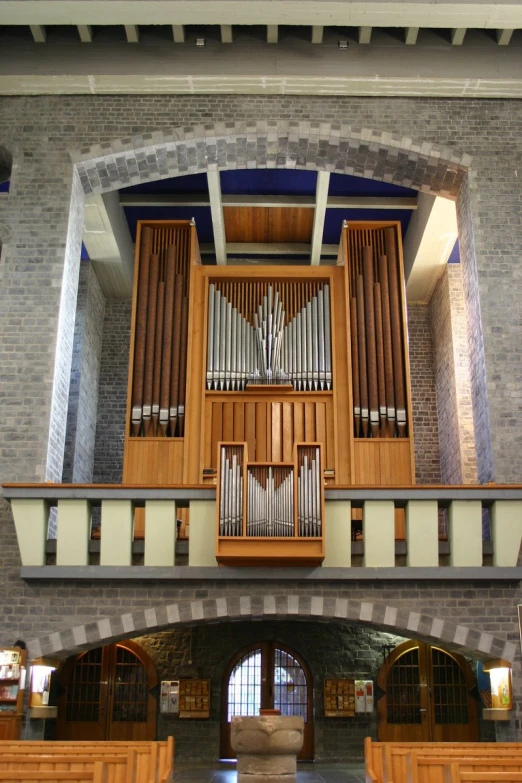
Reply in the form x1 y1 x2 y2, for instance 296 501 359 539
387 648 421 724
111 645 148 722
227 649 262 721
65 647 102 722
273 648 308 721
432 648 468 724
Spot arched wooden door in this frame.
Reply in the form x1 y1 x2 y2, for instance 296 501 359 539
57 641 157 741
221 642 314 760
377 640 478 742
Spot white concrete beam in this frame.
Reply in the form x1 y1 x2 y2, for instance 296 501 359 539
221 24 233 43
119 193 417 210
30 25 46 43
451 28 467 45
77 25 92 43
311 25 323 44
497 29 514 45
125 24 139 43
405 26 419 44
199 242 339 257
267 24 278 43
83 191 135 297
404 193 458 304
172 25 185 43
207 169 227 265
310 170 330 266
359 26 372 44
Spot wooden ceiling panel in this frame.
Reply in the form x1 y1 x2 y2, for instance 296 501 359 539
223 206 314 243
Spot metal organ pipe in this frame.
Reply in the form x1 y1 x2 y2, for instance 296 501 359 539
385 227 407 437
131 226 152 436
363 247 379 438
378 253 396 437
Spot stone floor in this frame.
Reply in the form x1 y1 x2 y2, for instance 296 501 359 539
172 762 366 782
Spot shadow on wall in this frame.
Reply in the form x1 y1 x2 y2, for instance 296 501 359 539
0 145 12 184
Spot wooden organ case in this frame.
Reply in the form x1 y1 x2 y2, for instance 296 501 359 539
123 220 414 563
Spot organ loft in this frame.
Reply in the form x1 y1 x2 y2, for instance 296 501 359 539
124 219 414 565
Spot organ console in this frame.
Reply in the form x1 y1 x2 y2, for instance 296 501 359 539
122 218 415 558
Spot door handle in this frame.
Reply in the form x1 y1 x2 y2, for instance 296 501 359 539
419 708 427 712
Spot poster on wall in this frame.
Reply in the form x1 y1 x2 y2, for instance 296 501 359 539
160 681 179 714
355 680 374 713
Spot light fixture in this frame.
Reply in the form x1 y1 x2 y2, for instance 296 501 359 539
196 38 206 47
338 40 349 50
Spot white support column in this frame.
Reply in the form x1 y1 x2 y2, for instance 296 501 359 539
188 501 217 566
491 501 522 567
359 27 372 44
100 500 133 566
267 25 278 44
363 501 395 567
207 169 227 265
221 25 233 43
451 28 467 45
448 500 482 566
56 500 91 566
144 501 177 566
311 26 323 44
310 171 330 266
125 25 140 43
77 25 93 43
405 27 419 45
406 500 439 567
172 25 185 43
323 501 352 567
10 499 49 566
84 191 135 297
497 29 514 46
30 25 46 43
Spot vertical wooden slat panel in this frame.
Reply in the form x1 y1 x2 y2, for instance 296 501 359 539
211 402 223 469
266 402 272 460
282 402 293 463
272 402 282 462
204 400 213 469
256 402 267 461
304 402 315 441
294 402 304 443
234 403 245 442
315 402 326 455
326 399 335 471
223 402 234 441
245 402 256 461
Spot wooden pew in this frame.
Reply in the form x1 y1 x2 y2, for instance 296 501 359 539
0 738 174 783
445 769 522 783
0 754 132 783
405 754 522 783
0 761 106 783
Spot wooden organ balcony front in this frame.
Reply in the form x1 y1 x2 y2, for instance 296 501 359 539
122 219 415 565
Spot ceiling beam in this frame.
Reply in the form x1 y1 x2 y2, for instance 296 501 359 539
77 25 92 43
267 25 278 44
311 26 323 44
172 25 185 43
125 25 140 43
199 242 339 257
451 28 467 45
497 29 514 45
405 27 419 45
29 25 46 43
119 194 418 210
359 26 372 44
207 170 227 265
310 171 330 266
221 25 233 43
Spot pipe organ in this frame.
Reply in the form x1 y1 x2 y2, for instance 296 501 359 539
123 219 414 560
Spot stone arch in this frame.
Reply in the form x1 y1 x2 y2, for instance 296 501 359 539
71 120 471 199
26 595 514 665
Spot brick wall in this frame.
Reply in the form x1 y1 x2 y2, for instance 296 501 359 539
92 298 131 484
408 304 441 484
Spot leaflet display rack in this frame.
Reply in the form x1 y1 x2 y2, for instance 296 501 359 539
0 646 26 739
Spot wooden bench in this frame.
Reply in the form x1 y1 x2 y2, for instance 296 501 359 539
0 761 107 783
365 739 522 783
445 768 522 783
0 739 174 783
405 754 522 783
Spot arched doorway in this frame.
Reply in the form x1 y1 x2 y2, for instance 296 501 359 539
221 642 313 760
57 641 157 741
377 640 478 742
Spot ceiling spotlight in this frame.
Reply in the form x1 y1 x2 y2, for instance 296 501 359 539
196 37 206 47
338 39 349 50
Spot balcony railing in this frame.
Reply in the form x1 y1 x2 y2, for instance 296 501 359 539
2 483 522 579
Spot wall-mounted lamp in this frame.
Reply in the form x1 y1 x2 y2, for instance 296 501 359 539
481 659 512 720
196 38 206 47
338 40 349 50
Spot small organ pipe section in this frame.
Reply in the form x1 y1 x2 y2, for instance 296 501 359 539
206 282 332 391
218 443 323 540
348 225 408 438
130 224 191 438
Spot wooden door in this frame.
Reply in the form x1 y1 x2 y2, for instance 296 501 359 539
57 641 157 741
377 640 478 742
221 642 314 760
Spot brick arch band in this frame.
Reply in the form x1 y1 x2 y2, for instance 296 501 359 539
26 595 515 664
71 120 471 198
